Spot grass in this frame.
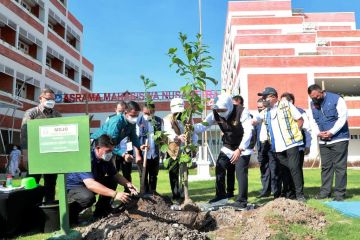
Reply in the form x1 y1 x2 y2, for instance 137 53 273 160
13 168 360 239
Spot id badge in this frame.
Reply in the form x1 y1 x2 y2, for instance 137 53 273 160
126 141 133 152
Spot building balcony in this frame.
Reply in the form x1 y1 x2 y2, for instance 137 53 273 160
48 9 66 39
13 0 45 23
0 21 16 47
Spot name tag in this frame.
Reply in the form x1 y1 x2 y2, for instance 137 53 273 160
126 142 133 151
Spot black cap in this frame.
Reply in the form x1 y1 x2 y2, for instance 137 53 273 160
257 87 277 97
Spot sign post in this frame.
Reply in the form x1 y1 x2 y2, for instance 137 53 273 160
27 116 91 237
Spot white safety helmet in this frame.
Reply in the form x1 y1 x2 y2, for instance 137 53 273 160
170 98 185 113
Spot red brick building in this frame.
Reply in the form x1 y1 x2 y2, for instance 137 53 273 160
0 0 94 167
222 0 360 162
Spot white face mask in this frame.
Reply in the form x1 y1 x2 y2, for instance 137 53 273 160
44 100 55 109
143 115 152 121
102 152 113 162
126 116 138 124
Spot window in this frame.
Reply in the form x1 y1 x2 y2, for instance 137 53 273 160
64 68 69 78
15 82 26 98
46 57 52 67
18 40 29 54
21 1 31 12
48 22 54 30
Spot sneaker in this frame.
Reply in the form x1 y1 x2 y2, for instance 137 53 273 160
209 195 227 203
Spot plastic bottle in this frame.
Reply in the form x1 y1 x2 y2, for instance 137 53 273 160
6 175 13 188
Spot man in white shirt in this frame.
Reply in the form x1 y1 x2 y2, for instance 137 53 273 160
163 98 198 202
308 84 349 201
195 95 254 208
258 87 305 202
136 103 163 194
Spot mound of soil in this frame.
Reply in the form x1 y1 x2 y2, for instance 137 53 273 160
209 198 327 240
80 196 327 240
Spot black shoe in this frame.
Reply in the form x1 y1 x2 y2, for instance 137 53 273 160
209 195 227 203
231 201 247 209
226 192 234 199
333 196 344 202
315 193 330 200
296 196 306 203
256 192 271 198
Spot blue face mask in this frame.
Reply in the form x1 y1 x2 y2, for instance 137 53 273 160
102 152 113 162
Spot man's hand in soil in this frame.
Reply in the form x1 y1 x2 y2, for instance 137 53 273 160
126 182 138 196
115 192 131 203
230 148 243 164
124 153 134 163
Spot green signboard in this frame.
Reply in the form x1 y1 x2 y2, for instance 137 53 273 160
27 115 91 235
28 115 91 174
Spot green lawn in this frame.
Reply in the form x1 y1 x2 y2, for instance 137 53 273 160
15 168 360 239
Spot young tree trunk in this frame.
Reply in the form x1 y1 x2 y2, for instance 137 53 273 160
140 139 149 195
182 163 190 202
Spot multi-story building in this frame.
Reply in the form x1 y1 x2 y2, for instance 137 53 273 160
222 0 360 163
0 0 94 165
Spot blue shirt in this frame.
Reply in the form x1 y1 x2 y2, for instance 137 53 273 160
91 113 141 156
66 150 117 190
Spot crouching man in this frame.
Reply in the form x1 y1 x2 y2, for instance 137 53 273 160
66 134 138 223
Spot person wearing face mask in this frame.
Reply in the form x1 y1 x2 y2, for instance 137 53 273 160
163 98 198 203
281 92 312 198
308 84 349 201
136 103 163 194
253 98 281 199
258 87 306 202
194 95 254 208
66 134 138 223
91 101 148 192
20 88 61 203
105 101 130 181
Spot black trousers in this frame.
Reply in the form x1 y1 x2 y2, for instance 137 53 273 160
216 152 250 203
68 176 117 222
319 141 348 198
277 146 304 198
258 142 280 197
168 159 183 200
235 154 250 204
215 152 235 198
144 157 160 193
31 174 57 203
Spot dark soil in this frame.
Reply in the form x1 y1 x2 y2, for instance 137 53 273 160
80 196 327 240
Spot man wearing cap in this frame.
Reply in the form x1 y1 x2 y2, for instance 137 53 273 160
308 84 349 201
254 98 280 199
258 87 306 202
21 88 61 203
194 95 254 208
281 92 312 197
163 98 197 202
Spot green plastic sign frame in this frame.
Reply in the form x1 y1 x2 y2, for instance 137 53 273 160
27 115 91 174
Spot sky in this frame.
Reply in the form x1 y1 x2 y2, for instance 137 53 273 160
68 0 360 93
